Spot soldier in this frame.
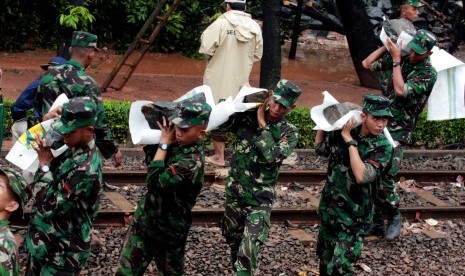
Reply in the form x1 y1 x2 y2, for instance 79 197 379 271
11 56 67 142
116 98 211 276
0 168 31 276
38 30 122 166
362 29 437 240
400 0 424 22
219 80 301 275
315 94 394 276
25 97 102 275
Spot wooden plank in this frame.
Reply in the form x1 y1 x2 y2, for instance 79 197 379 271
411 189 449 207
421 229 450 239
102 191 135 211
298 190 321 208
288 229 316 245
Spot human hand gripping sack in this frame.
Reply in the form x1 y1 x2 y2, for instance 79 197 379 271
156 116 176 146
341 118 357 143
257 98 268 129
34 133 54 167
387 38 402 62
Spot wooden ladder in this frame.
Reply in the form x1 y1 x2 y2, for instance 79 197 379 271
101 0 182 92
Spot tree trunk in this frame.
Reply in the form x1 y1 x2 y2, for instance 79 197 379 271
260 0 281 90
334 0 380 89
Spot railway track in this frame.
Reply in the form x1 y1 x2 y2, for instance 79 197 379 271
102 170 465 185
8 149 465 227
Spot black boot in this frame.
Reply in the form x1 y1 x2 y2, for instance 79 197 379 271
367 213 385 236
386 209 402 240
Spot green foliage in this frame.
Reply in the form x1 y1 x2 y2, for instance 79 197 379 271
2 100 14 138
123 0 156 24
154 0 224 57
102 101 131 145
59 4 95 31
412 109 465 148
0 0 63 51
286 107 315 148
0 0 236 56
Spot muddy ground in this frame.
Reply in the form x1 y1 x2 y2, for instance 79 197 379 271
1 32 374 108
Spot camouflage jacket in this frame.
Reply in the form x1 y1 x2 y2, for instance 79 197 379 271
38 59 118 158
0 220 19 276
220 109 299 207
134 142 205 242
316 127 393 225
371 54 437 144
25 140 102 270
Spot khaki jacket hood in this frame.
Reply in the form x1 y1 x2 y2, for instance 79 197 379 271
223 10 261 42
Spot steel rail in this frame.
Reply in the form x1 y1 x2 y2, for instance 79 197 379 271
102 170 465 185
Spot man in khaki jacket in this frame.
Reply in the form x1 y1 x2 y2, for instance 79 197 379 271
199 0 263 166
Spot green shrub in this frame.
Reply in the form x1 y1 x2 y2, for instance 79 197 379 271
412 109 465 148
286 107 315 148
2 101 465 149
1 100 14 138
103 101 131 145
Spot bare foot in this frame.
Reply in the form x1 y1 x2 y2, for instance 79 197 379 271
206 156 226 167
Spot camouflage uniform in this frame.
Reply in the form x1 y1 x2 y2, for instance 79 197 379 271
369 30 437 219
370 30 437 145
0 219 18 276
0 168 31 276
220 80 301 275
117 99 211 276
316 95 394 276
37 31 118 159
25 97 102 275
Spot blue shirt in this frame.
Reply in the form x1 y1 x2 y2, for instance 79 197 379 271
11 77 42 121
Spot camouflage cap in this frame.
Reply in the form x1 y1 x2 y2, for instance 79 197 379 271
71 31 99 51
40 56 67 71
0 168 31 216
404 0 424 7
408 29 436 55
52 97 98 134
169 97 212 128
363 94 393 117
272 79 302 108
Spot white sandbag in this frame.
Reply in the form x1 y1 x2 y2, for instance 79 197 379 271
380 28 414 56
311 91 397 148
129 85 214 145
206 97 235 132
233 86 268 111
205 86 268 132
128 100 162 145
311 91 363 131
6 95 70 172
427 47 465 121
6 118 68 170
49 93 69 112
379 18 415 56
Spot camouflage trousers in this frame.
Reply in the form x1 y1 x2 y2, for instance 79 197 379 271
317 215 369 276
374 146 403 214
26 256 80 276
116 221 187 276
221 202 271 276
